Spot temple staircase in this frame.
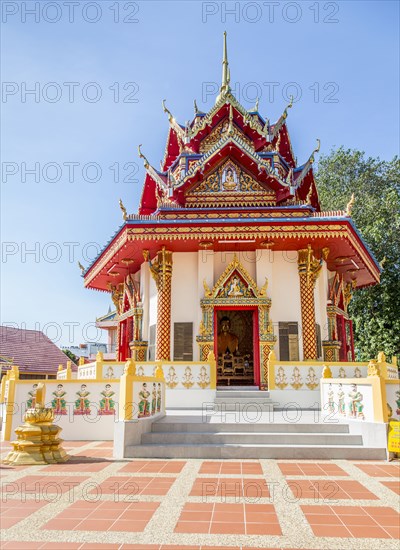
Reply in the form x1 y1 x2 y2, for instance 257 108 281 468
124 389 387 459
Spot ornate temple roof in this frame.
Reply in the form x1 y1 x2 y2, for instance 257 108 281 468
83 33 381 293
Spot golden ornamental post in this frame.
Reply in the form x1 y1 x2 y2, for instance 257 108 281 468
145 247 173 361
298 245 328 360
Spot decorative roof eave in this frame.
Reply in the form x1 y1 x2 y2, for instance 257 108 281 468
271 97 293 140
83 218 380 291
295 139 320 188
189 92 268 144
162 100 186 142
173 132 289 192
138 144 169 193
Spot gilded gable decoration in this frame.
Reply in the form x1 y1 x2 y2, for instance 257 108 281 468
191 160 272 195
199 119 253 154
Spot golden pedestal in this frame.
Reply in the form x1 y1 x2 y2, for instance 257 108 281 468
3 406 69 466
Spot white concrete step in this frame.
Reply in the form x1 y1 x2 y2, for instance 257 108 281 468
217 386 259 391
216 391 271 399
213 402 274 411
142 431 363 446
152 421 351 433
125 443 386 460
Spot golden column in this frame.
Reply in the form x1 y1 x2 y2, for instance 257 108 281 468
298 245 329 360
144 247 173 361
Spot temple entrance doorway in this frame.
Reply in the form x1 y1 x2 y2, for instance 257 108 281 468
215 307 260 386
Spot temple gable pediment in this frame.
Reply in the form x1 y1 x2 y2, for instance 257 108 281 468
203 255 268 300
199 118 254 154
188 160 273 196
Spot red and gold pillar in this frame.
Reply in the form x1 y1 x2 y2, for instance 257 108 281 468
145 247 173 361
298 245 327 360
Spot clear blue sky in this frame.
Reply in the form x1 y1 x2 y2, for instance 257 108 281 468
1 1 399 347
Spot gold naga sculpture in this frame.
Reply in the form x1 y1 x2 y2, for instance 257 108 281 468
3 383 69 465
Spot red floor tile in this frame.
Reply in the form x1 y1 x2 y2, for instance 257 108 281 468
43 500 159 532
288 479 379 500
39 461 110 473
278 462 349 476
380 480 400 495
354 463 400 477
91 476 176 496
119 460 186 474
2 475 88 496
174 502 281 535
74 449 113 458
0 499 49 529
190 477 270 498
302 504 400 538
199 461 263 475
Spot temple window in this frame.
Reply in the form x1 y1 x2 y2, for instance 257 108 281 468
279 322 299 361
148 324 156 361
173 323 193 361
316 323 322 359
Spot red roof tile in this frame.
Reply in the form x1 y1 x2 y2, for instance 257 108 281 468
0 326 76 375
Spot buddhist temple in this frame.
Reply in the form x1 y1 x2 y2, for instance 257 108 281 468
83 33 381 389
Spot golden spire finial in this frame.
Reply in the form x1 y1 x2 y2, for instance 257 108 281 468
194 99 200 115
78 261 85 274
254 97 259 112
216 31 231 103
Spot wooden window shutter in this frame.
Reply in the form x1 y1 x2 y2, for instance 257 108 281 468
173 322 193 361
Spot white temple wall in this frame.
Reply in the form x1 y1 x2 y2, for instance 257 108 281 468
140 262 150 341
148 271 158 331
268 251 303 360
171 252 199 359
315 262 329 344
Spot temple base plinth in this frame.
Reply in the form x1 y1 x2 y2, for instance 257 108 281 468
3 408 69 466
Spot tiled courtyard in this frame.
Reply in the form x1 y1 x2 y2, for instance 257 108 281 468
1 441 399 549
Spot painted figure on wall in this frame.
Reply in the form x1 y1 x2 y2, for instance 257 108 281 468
182 366 194 389
348 384 365 420
338 367 346 378
99 384 115 415
306 367 318 390
138 382 150 418
105 366 115 379
26 384 38 408
166 366 179 389
291 367 303 390
338 383 346 415
198 365 210 389
275 366 288 390
354 367 362 378
52 384 67 415
327 383 335 413
156 382 162 412
217 317 239 355
396 390 400 416
151 382 157 415
74 384 91 415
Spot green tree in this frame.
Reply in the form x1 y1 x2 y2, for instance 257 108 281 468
315 148 400 360
62 349 79 365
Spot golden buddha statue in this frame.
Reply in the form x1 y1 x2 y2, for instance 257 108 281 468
222 168 237 191
217 317 239 355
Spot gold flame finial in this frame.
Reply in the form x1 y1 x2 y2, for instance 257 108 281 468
216 31 231 103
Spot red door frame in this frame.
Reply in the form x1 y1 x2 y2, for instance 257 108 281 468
213 306 260 386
